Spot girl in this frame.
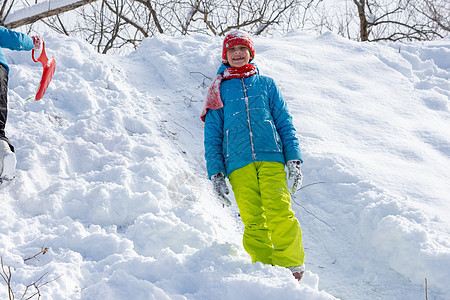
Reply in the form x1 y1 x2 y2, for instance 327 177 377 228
201 30 306 281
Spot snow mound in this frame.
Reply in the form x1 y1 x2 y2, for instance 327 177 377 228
1 31 449 299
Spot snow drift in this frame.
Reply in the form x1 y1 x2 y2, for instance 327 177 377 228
1 30 449 299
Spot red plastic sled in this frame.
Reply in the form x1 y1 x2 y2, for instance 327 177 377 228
32 41 56 101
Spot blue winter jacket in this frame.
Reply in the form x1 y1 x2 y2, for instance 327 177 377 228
0 26 34 74
204 63 303 179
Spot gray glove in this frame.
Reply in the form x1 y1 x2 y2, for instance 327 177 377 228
287 160 303 194
211 173 231 207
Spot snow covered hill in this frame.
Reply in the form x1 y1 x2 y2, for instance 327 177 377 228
1 31 449 299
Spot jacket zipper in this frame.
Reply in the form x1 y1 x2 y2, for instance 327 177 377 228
241 78 256 160
225 129 229 158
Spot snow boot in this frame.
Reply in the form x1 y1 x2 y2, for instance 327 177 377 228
288 264 305 282
0 140 16 183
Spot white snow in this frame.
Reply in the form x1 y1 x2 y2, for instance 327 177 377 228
0 31 449 299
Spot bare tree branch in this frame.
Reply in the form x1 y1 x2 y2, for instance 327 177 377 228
7 0 447 53
0 0 16 25
135 0 164 34
4 0 97 28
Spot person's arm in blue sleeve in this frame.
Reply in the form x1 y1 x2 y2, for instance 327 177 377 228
204 107 227 179
0 26 34 51
268 79 303 163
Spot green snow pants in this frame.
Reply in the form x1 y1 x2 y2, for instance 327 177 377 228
229 161 305 267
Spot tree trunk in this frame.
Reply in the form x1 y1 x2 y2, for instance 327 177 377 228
4 0 97 29
353 0 369 41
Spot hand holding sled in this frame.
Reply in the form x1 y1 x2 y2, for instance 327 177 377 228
32 41 56 101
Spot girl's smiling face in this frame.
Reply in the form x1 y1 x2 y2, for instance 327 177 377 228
226 45 251 67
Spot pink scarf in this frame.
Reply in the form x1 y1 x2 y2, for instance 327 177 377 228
200 64 257 122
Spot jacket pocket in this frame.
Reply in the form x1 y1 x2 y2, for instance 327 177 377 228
253 120 282 153
270 121 283 152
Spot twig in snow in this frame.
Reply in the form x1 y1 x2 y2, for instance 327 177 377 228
2 252 62 300
189 71 213 88
183 95 197 108
1 257 13 299
22 272 63 300
292 181 335 231
173 121 195 139
24 246 49 262
298 181 327 191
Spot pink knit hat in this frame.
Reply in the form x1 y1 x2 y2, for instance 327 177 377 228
222 30 255 64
